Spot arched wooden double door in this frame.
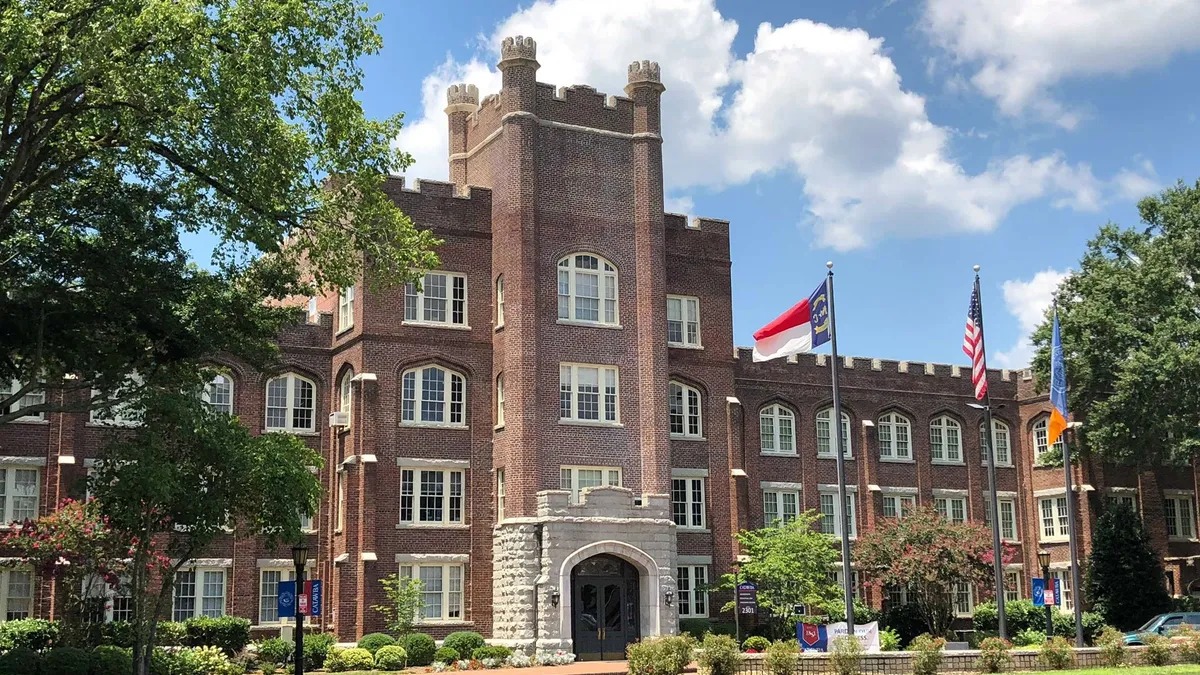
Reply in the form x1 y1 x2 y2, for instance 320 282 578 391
571 554 640 661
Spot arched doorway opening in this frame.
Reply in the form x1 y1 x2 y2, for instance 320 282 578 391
571 554 641 661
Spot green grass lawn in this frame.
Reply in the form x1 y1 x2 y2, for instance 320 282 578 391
1014 669 1200 675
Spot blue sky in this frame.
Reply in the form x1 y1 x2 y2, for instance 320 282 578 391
203 0 1200 367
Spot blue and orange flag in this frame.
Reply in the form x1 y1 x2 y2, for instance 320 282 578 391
1048 310 1068 447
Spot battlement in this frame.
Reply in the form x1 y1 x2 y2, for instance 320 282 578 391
536 82 635 134
500 35 537 64
627 60 662 86
446 83 479 109
380 176 492 233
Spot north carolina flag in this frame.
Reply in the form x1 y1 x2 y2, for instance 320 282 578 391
752 280 831 362
1048 310 1068 447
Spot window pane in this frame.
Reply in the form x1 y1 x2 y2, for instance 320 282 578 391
575 272 599 322
201 571 225 617
424 274 447 322
402 372 416 422
260 571 281 623
291 378 313 430
420 566 443 619
420 471 445 522
577 368 599 420
173 571 196 622
451 276 466 325
12 470 37 521
5 571 32 620
266 379 288 429
559 366 572 419
669 384 684 435
421 368 446 423
672 479 688 526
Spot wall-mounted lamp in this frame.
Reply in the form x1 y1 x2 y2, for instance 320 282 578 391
550 587 561 608
665 590 674 606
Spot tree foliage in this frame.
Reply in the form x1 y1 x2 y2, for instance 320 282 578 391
1085 501 1172 630
1031 180 1200 466
0 0 439 423
88 377 321 675
713 513 842 639
373 573 425 638
855 507 1016 638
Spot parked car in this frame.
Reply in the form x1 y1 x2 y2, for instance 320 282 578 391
1124 613 1200 644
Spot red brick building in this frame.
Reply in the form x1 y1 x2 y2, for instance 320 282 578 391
2 35 1199 656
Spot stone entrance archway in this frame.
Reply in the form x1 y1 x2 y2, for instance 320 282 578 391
570 554 640 660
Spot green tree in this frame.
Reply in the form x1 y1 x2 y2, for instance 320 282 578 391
88 374 321 675
855 507 1015 638
1031 180 1200 466
0 0 439 423
372 574 425 637
1085 501 1172 630
713 513 841 638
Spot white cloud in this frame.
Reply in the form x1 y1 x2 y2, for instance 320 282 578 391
993 269 1070 368
921 0 1200 127
395 0 1149 251
664 195 694 215
1113 158 1161 201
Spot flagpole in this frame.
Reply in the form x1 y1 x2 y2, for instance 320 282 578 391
1056 304 1085 647
826 261 855 634
974 265 1008 640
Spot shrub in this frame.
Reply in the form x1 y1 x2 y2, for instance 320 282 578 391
434 647 461 665
172 645 243 675
698 633 742 675
763 639 797 675
303 632 337 670
627 635 694 675
182 615 251 655
323 647 346 673
262 664 278 675
1036 636 1075 670
0 618 59 652
1171 623 1200 662
0 646 40 674
473 645 514 661
402 632 437 666
879 629 900 652
358 632 396 654
507 652 534 668
742 636 771 653
829 634 863 675
256 637 293 665
91 645 134 675
341 647 376 671
1096 626 1125 668
375 645 408 670
99 621 136 648
1012 629 1046 648
156 621 186 647
1143 632 1173 666
975 637 1012 673
880 603 926 647
535 650 576 666
40 646 91 675
443 631 487 660
907 634 945 675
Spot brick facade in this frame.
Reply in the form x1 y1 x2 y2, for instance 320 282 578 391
2 35 1199 650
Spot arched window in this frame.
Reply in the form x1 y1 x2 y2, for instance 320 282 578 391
495 275 505 328
930 415 962 463
339 370 354 423
401 366 465 427
558 254 618 325
759 404 795 454
981 420 1011 466
204 374 233 415
816 408 852 457
265 373 315 432
669 381 703 438
878 412 911 460
1033 417 1064 461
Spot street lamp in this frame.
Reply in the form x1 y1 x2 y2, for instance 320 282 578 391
1038 550 1052 636
293 543 309 675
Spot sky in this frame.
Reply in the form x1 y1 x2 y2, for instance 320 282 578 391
214 0 1200 367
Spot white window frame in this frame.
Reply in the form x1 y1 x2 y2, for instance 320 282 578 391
264 373 316 433
984 498 1019 541
559 364 620 425
1005 570 1023 603
336 469 346 532
172 568 226 621
934 496 967 524
816 408 852 458
203 374 233 415
669 381 703 438
495 373 505 429
557 253 619 326
763 488 801 526
677 565 709 618
399 466 465 526
980 420 1012 467
878 412 912 461
258 568 296 625
339 370 353 424
1 568 33 621
1106 490 1138 511
1033 417 1065 461
671 474 706 530
666 295 701 348
338 285 355 332
829 569 860 601
1049 567 1074 611
495 274 505 328
560 465 621 504
930 415 963 464
1165 494 1197 541
953 582 974 617
496 469 506 522
401 366 466 428
819 490 857 538
882 493 916 520
759 404 796 455
400 563 464 623
0 381 45 422
1039 495 1070 542
89 375 144 427
886 584 911 607
404 271 469 328
0 466 40 523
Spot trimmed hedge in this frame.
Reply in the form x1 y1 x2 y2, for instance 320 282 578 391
0 646 41 675
443 631 486 660
435 646 461 664
358 632 396 654
402 632 437 666
40 647 91 675
375 645 408 670
0 618 59 652
255 637 292 665
472 645 513 661
90 645 134 675
181 615 251 654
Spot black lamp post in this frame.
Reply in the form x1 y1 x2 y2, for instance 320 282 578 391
293 543 309 675
1038 550 1052 636
731 558 743 647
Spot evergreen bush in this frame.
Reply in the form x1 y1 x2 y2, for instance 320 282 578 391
358 632 396 654
90 645 134 675
434 647 461 664
1086 502 1173 630
443 631 486 660
375 644 408 670
473 645 514 661
1036 636 1075 670
401 632 437 666
907 634 945 675
0 646 40 675
975 637 1013 673
698 633 742 675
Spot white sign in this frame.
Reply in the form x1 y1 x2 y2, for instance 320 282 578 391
826 621 881 652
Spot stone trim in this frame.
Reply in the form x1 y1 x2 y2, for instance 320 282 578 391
453 126 505 162
1109 486 1138 494
395 457 471 468
760 481 803 490
997 490 1019 498
0 456 47 467
1164 488 1196 497
555 541 663 642
1034 488 1068 497
672 468 710 478
257 559 315 568
175 558 233 568
57 455 75 465
396 553 469 563
678 555 713 565
500 111 663 142
880 486 919 495
817 484 858 493
932 488 969 497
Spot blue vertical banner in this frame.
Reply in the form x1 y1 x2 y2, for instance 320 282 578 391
309 580 322 617
1031 578 1045 607
277 581 296 618
1053 578 1062 607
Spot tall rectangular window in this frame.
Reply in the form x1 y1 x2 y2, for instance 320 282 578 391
173 570 197 621
677 566 709 618
399 467 465 526
666 296 701 347
1166 496 1196 539
560 466 621 504
336 470 346 532
984 499 1018 541
399 564 464 622
934 497 967 524
763 489 799 526
671 477 706 529
404 272 468 327
1050 568 1074 610
495 275 505 328
820 492 856 537
496 469 506 522
953 582 974 616
559 364 619 424
669 382 703 438
338 285 354 331
882 494 915 520
2 570 32 621
1039 496 1070 540
496 373 505 428
1005 571 1022 603
0 467 39 522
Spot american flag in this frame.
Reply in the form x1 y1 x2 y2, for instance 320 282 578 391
963 284 988 400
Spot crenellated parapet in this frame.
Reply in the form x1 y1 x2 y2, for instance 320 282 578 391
627 60 663 88
379 176 492 234
445 83 479 113
500 35 538 65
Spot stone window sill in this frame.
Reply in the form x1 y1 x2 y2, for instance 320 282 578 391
402 321 472 331
1169 537 1200 543
400 422 469 430
982 462 1015 468
760 451 798 458
879 457 915 464
677 528 711 534
396 523 470 530
671 435 707 442
668 343 704 350
817 454 854 461
931 460 965 466
558 419 624 429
